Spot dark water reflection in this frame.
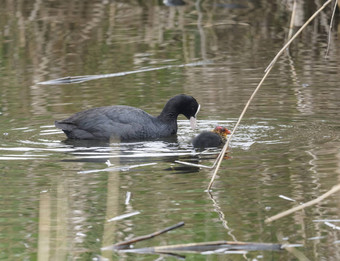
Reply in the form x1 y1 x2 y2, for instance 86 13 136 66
1 0 340 260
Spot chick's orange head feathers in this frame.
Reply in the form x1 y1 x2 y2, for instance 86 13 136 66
213 126 231 137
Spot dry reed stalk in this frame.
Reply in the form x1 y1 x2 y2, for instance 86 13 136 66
325 0 338 57
207 68 272 191
175 160 216 169
287 0 297 40
207 0 334 191
266 0 333 72
276 231 310 261
113 222 185 249
265 184 340 223
118 240 282 253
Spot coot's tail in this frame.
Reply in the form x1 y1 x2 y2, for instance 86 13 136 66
55 120 74 138
55 120 73 130
55 120 96 139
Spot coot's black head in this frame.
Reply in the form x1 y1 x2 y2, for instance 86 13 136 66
159 94 200 129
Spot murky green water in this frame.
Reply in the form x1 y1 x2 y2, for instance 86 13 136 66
1 1 340 260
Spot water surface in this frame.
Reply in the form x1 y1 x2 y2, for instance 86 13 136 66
1 1 340 260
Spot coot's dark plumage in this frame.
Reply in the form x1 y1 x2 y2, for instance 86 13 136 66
55 94 200 141
192 126 231 149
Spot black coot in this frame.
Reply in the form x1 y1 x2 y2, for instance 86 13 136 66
55 94 200 141
192 126 231 149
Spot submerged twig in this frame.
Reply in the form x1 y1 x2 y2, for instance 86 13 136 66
107 211 141 222
117 240 283 254
279 195 296 202
37 61 209 85
324 221 340 230
265 184 340 223
207 0 334 191
125 191 131 205
78 162 157 174
277 231 309 261
112 222 185 249
175 160 214 169
175 150 224 169
313 219 340 222
325 0 338 57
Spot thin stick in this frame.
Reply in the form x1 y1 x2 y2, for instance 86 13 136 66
119 240 282 253
38 61 208 85
113 221 185 249
287 0 297 40
207 0 334 191
175 160 215 169
265 0 333 72
325 0 338 57
207 68 272 191
265 184 340 223
175 146 227 169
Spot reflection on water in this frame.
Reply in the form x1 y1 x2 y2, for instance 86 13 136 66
37 61 210 85
1 0 340 260
0 120 279 162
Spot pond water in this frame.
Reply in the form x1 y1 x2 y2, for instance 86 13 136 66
1 1 340 260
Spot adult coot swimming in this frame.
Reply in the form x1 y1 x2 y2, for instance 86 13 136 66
55 94 200 141
192 126 231 149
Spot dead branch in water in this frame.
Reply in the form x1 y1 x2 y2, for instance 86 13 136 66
111 221 185 249
105 222 291 257
325 0 338 57
117 240 283 254
287 0 297 40
37 61 208 85
265 184 340 223
207 0 334 191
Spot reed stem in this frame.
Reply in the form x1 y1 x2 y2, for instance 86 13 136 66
265 184 340 223
325 0 338 57
287 0 297 40
207 0 334 191
265 0 333 72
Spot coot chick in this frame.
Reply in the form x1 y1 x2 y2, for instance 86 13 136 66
55 94 200 141
192 126 231 149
